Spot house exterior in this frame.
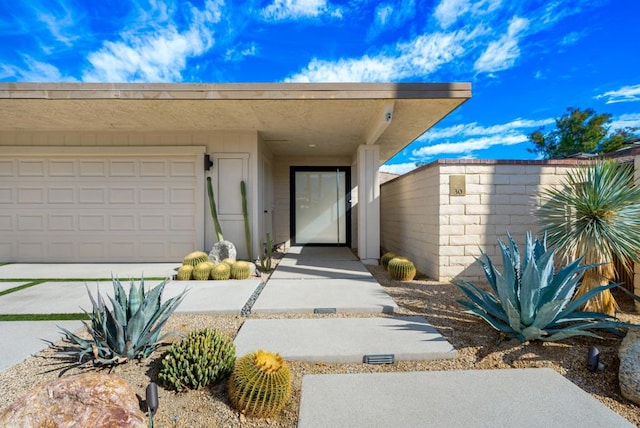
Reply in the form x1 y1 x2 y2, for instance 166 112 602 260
0 82 471 264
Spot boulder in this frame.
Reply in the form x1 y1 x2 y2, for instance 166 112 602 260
0 373 145 428
209 240 237 264
619 329 640 405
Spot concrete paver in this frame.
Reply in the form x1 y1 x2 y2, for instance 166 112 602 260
234 316 456 363
0 263 179 279
298 368 634 428
0 279 261 315
251 278 398 314
0 321 82 372
0 282 29 293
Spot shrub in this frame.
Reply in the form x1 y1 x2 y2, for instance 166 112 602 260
159 328 236 392
453 232 638 343
58 276 187 365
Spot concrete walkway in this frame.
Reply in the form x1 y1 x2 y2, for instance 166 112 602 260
251 246 398 314
298 368 634 428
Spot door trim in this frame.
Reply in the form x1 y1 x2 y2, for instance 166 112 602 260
289 166 351 247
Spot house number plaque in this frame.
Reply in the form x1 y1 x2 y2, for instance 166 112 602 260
449 175 466 196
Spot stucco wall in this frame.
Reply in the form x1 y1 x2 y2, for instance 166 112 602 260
381 160 582 282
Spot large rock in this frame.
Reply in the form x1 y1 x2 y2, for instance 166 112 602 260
209 240 237 264
619 329 640 405
0 373 146 427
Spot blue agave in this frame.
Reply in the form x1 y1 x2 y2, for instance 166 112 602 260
454 232 637 342
59 275 187 365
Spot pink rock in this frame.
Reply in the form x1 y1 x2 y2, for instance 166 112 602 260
0 373 146 427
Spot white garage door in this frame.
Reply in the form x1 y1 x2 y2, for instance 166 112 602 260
0 146 205 262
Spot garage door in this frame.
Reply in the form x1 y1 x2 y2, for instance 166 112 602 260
0 146 205 262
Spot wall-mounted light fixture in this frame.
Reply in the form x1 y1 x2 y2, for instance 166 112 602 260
204 154 213 171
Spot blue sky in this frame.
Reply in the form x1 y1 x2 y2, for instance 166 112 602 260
1 0 639 174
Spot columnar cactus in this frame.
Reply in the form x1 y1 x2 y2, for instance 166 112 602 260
388 257 416 281
228 350 292 418
159 328 236 392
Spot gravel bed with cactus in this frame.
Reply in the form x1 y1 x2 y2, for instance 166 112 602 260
1 265 639 427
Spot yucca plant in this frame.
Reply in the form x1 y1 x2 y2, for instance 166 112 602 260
58 275 187 365
537 160 640 315
454 232 637 343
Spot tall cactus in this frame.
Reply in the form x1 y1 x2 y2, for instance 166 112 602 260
206 177 224 242
241 180 253 259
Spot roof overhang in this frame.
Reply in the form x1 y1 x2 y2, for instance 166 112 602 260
0 82 471 162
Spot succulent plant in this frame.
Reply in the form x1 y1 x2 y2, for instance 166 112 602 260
193 261 214 280
182 251 210 267
207 176 225 242
58 276 187 365
231 261 251 280
158 328 236 392
228 350 292 418
176 265 194 281
387 257 416 281
222 258 236 267
210 263 231 280
454 232 640 343
241 180 253 260
380 252 396 270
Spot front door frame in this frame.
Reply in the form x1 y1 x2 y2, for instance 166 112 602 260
289 166 352 247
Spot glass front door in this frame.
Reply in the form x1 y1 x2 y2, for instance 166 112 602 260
291 167 350 245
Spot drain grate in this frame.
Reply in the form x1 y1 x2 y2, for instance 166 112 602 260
313 307 337 314
363 354 395 365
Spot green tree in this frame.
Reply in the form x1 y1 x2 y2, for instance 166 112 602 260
527 107 638 159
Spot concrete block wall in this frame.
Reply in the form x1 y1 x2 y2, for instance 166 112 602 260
380 159 582 282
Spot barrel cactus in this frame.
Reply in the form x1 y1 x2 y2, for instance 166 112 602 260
211 263 231 280
228 350 292 418
193 261 214 280
222 258 236 267
158 328 236 392
388 257 416 281
176 265 194 281
231 261 251 280
380 252 396 270
183 251 210 267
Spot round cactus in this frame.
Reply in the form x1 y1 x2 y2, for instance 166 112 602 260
380 252 397 270
176 265 194 281
228 350 292 418
222 258 236 267
193 261 214 280
388 256 416 281
158 328 236 392
183 251 210 267
231 261 252 280
210 263 231 280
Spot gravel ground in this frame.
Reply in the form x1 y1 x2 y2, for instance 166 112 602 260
1 260 639 427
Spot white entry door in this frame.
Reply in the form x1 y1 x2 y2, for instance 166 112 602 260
291 167 350 245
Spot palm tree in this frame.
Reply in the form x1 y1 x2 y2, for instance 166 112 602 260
537 160 640 315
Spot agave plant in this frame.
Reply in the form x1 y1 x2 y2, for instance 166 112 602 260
59 275 187 365
453 232 637 342
537 160 640 315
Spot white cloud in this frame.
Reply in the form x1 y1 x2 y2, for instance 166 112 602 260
82 0 223 82
379 162 418 175
413 134 527 157
474 16 529 73
595 84 640 104
0 55 76 82
422 118 553 141
610 113 640 130
286 30 469 82
261 0 341 20
434 0 501 29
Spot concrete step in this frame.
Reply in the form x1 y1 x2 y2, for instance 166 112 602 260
234 316 456 363
298 369 635 428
